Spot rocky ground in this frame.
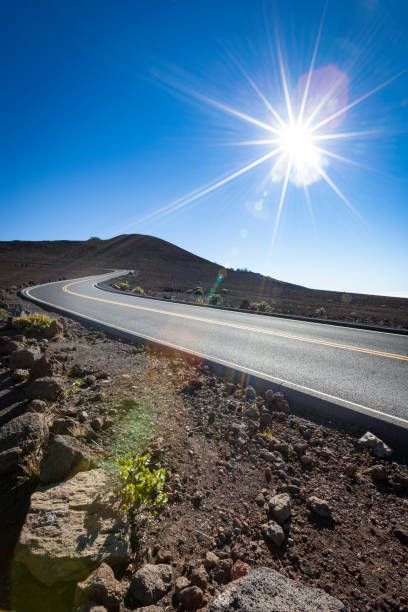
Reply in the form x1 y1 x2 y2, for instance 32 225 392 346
0 301 407 612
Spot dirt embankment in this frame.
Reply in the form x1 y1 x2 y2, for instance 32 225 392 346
0 301 407 612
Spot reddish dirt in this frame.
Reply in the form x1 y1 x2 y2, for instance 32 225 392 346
1 300 407 612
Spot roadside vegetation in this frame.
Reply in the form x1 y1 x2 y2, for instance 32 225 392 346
12 313 53 336
113 452 167 522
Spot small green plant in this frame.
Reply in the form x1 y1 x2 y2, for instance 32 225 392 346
186 288 193 294
315 306 327 317
194 286 203 296
221 288 229 294
119 282 130 291
113 452 167 520
0 307 8 321
69 424 87 438
12 313 53 336
73 378 83 391
209 293 222 305
133 286 144 294
258 301 268 312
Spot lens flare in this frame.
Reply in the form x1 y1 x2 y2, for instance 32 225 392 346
117 9 404 246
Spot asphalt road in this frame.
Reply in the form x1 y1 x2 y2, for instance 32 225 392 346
24 271 408 426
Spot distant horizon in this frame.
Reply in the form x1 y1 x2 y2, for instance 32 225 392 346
1 231 407 299
2 1 407 299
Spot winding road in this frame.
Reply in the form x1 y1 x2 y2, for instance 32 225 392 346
23 271 408 428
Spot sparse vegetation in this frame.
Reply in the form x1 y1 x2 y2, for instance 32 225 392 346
209 293 222 305
132 286 144 294
0 307 8 320
119 282 130 291
315 306 327 317
186 288 193 294
221 288 229 294
112 453 167 521
12 313 53 336
239 299 250 309
194 286 203 296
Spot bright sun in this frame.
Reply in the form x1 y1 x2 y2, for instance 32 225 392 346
278 124 314 158
131 7 401 246
274 123 323 188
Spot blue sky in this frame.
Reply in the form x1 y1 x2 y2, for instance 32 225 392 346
1 0 408 296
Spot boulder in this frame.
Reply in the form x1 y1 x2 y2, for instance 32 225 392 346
44 319 63 338
0 412 48 454
231 560 248 581
204 551 219 570
74 562 125 611
39 435 91 484
11 368 29 382
208 568 346 611
25 376 63 401
307 496 332 518
213 558 233 584
0 339 23 355
261 521 285 547
15 469 131 585
178 585 204 609
9 347 41 370
52 417 78 435
129 564 173 605
28 399 48 413
29 354 63 380
358 431 392 458
0 336 24 355
190 565 208 590
0 446 22 475
268 493 291 523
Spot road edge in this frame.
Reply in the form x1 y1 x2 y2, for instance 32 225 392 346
95 279 408 336
21 275 408 460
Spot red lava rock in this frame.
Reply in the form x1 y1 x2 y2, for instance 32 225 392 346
231 560 248 581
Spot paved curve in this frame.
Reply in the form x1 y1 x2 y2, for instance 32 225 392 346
24 271 408 425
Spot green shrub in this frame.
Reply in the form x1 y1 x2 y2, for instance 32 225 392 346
119 282 130 291
12 313 53 336
258 301 268 312
133 286 144 294
221 288 229 294
186 288 193 294
0 308 8 320
113 452 167 520
315 306 327 317
209 294 222 305
194 286 203 296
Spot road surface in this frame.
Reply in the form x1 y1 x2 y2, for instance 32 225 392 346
23 271 408 426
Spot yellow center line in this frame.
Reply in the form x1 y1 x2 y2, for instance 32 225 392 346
62 278 408 362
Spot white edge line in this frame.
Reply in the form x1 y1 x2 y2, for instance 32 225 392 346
93 275 408 339
23 278 408 430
